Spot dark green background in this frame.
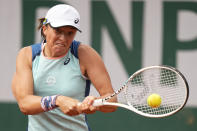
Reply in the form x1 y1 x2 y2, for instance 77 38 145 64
1 103 196 131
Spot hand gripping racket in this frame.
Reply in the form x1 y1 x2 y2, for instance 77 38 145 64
93 65 189 118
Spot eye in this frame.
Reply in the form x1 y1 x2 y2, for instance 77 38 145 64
54 28 61 34
67 31 74 36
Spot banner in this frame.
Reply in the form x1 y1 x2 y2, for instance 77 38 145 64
1 0 197 130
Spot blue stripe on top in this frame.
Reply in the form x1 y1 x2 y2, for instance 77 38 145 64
85 80 91 97
31 43 41 61
70 40 80 58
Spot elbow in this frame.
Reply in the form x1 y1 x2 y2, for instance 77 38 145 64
18 100 35 115
18 103 29 115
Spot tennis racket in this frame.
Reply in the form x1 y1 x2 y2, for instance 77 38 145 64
93 65 189 118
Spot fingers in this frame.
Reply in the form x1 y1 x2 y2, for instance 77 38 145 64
66 105 82 116
57 95 99 116
79 96 98 114
57 96 82 116
62 103 82 116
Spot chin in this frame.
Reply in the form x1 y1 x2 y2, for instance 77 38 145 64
53 50 67 57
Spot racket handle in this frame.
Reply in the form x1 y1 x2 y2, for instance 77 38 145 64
93 99 103 106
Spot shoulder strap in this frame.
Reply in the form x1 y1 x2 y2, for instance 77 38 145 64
70 40 80 59
31 43 42 61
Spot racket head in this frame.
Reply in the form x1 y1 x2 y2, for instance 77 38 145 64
124 65 189 118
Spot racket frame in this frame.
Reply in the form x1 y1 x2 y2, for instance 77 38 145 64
93 65 189 118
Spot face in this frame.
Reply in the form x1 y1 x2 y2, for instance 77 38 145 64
43 25 77 57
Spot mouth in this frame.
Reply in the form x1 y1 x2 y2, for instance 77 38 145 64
55 43 65 47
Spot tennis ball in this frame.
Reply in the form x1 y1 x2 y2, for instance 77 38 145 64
147 93 161 108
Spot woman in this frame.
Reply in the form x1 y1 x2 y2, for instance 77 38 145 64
12 4 116 131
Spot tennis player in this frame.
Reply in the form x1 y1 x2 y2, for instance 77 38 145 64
12 4 116 131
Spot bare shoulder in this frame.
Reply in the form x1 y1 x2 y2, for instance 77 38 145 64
16 46 32 68
78 43 93 53
78 43 100 58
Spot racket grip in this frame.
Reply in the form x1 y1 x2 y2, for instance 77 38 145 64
93 99 103 106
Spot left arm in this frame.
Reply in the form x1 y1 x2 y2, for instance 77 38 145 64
78 44 117 113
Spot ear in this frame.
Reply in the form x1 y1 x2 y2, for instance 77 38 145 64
42 25 47 36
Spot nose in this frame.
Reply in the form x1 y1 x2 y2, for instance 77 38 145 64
59 33 66 40
59 33 67 41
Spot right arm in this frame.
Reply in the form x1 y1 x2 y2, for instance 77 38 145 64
12 46 43 115
12 46 82 116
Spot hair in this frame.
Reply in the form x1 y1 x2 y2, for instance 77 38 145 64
38 17 48 40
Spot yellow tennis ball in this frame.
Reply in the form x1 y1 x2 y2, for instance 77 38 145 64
147 93 161 108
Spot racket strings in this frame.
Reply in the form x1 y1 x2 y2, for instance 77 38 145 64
124 67 187 116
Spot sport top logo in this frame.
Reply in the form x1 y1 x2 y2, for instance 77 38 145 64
64 58 70 65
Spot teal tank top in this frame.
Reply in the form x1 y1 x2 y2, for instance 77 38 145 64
28 41 91 131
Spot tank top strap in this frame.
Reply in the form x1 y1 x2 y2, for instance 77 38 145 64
70 40 80 58
31 43 42 61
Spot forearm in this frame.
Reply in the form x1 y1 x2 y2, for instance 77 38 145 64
18 95 43 115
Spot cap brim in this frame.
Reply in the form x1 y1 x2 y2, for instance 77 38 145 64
49 23 81 33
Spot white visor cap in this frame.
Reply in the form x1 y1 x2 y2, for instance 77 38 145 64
45 4 81 32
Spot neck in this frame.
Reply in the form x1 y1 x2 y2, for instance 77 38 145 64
43 44 52 57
